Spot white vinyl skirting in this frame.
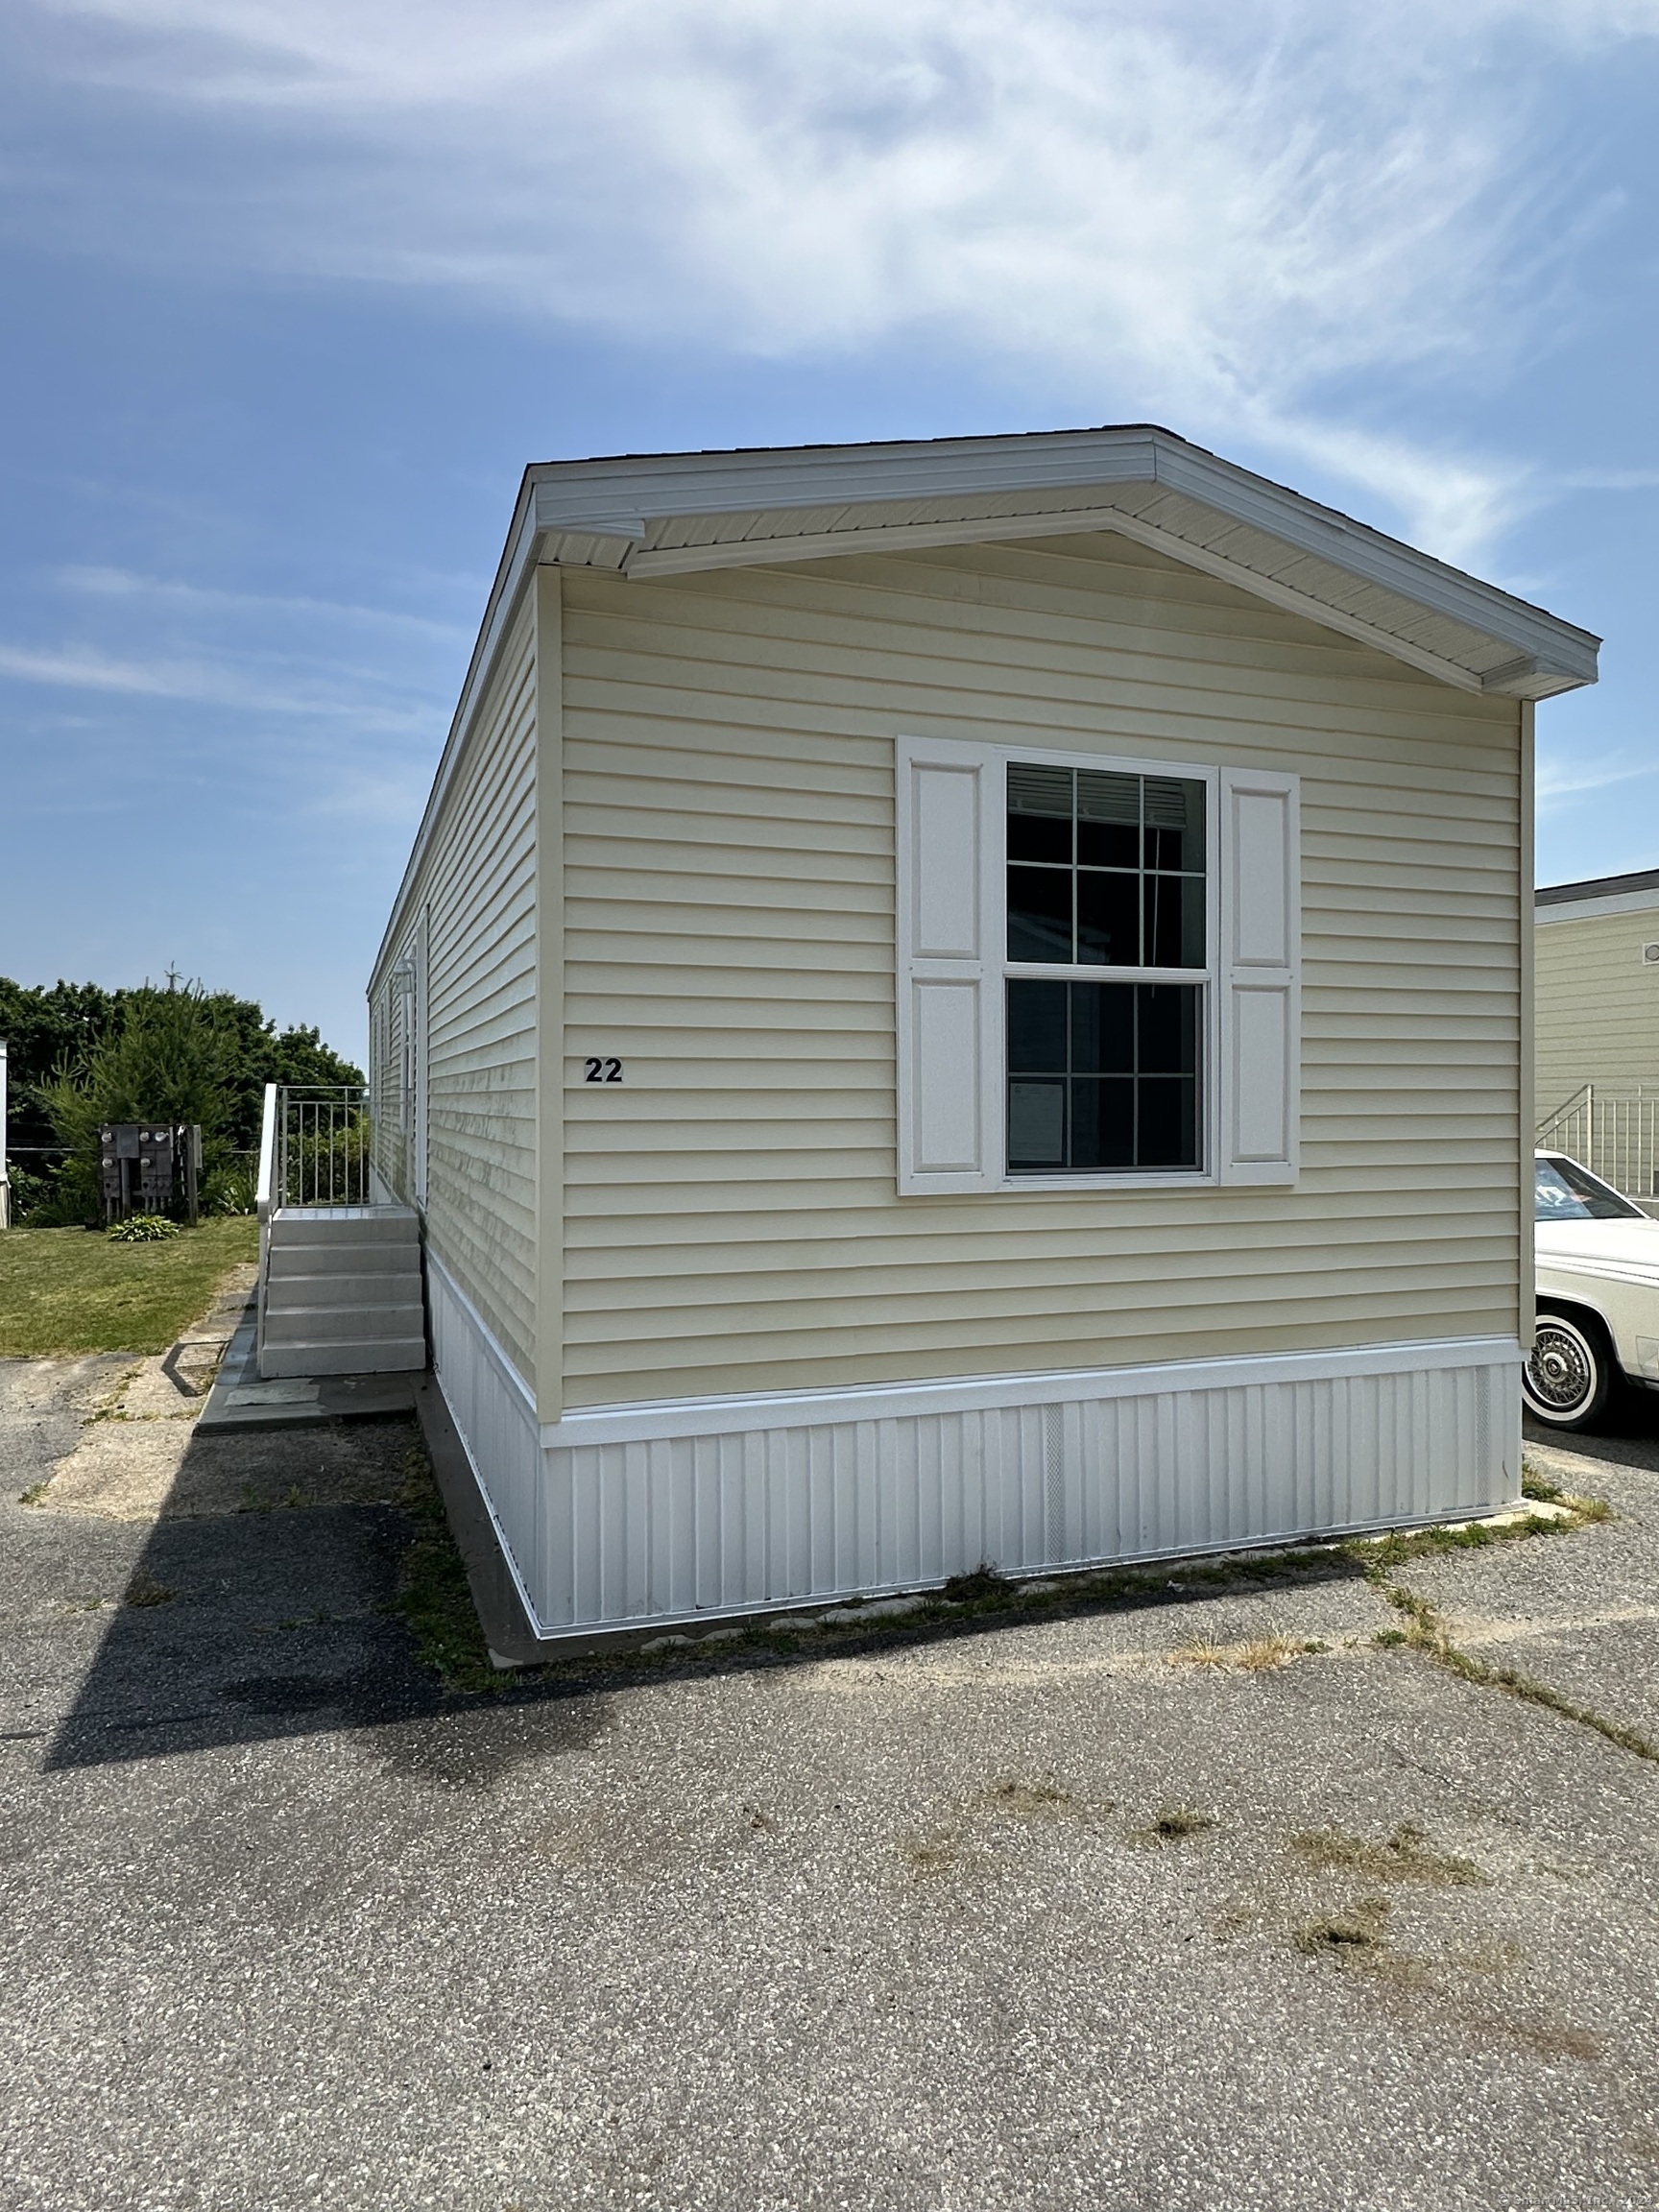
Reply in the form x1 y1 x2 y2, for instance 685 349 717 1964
426 1252 1523 1642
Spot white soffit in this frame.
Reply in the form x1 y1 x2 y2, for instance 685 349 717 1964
526 426 1600 703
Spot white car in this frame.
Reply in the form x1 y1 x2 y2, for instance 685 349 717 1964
1527 1149 1659 1430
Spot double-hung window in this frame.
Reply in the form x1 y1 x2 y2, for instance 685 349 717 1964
896 737 1299 1195
1006 763 1208 1176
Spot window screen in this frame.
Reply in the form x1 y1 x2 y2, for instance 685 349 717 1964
1007 766 1205 969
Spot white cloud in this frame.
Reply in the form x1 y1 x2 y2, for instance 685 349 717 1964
14 1 1659 559
1536 749 1659 806
0 638 440 731
54 565 470 640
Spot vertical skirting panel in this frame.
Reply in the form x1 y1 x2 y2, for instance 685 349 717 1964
426 1251 541 1602
520 1341 1521 1636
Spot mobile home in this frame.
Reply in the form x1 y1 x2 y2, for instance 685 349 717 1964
369 426 1599 1649
1533 866 1659 1204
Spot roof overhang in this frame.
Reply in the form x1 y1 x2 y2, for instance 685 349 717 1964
524 425 1599 702
372 425 1599 991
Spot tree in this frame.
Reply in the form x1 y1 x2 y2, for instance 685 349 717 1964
36 981 237 1221
1 974 363 1223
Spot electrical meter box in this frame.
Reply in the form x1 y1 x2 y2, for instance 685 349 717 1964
100 1124 202 1224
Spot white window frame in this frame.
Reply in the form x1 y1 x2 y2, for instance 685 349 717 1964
896 733 1299 1198
998 739 1219 1192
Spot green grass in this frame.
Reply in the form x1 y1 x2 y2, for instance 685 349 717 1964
0 1218 258 1356
391 1439 501 1695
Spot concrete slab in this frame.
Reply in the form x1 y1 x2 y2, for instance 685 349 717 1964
199 1299 420 1431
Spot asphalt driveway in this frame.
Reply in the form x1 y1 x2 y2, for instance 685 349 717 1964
3 1347 1659 2212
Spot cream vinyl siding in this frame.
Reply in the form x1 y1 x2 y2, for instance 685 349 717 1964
1535 909 1659 1122
560 532 1523 1407
383 595 541 1381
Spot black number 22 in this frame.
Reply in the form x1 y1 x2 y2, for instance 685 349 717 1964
584 1057 623 1084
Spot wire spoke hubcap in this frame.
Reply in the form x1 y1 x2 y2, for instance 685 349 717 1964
1527 1327 1594 1413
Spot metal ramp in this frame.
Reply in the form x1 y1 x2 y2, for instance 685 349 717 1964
254 1085 427 1383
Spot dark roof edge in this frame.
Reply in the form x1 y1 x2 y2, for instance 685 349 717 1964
1536 867 1659 907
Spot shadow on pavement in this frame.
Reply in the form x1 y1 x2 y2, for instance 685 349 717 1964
42 1414 442 1769
1525 1376 1659 1474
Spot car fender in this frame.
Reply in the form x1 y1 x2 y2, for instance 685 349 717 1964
1535 1259 1659 1385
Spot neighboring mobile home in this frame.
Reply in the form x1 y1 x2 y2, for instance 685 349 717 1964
1533 866 1659 1205
1535 866 1659 1118
369 426 1599 1651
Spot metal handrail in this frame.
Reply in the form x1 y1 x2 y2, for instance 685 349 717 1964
1538 1081 1659 1199
271 1084 373 1210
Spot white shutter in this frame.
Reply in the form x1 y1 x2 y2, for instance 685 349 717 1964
1218 767 1300 1186
896 737 1001 1194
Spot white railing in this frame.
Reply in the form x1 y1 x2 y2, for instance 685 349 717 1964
269 1084 373 1210
254 1082 377 1373
1537 1083 1659 1199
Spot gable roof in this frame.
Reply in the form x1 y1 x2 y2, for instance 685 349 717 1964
517 424 1598 701
373 425 1599 987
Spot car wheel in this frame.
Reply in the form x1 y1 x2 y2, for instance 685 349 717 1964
1523 1311 1614 1431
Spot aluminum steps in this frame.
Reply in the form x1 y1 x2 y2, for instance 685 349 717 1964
258 1205 426 1380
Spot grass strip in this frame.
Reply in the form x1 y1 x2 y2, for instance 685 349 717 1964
389 1441 503 1696
0 1219 258 1356
1373 1560 1659 1767
393 1452 1621 1698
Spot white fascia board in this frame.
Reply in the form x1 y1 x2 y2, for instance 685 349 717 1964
1146 442 1601 688
370 485 547 996
528 427 1161 527
1535 887 1659 925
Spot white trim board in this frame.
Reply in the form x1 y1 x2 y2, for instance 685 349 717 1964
540 1335 1522 1450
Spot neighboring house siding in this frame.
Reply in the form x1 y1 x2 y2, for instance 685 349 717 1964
379 595 541 1383
559 532 1523 1407
1534 908 1659 1124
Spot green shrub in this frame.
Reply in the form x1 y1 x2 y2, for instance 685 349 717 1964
107 1214 180 1243
201 1160 259 1216
4 1166 56 1221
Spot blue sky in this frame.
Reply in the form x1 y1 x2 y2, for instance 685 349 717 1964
2 0 1656 1063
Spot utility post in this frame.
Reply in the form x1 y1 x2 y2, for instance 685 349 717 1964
0 1039 10 1230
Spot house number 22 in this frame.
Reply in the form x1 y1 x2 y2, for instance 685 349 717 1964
584 1057 624 1084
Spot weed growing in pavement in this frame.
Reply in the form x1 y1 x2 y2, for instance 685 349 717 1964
1169 1632 1325 1671
941 1563 1011 1603
1367 1559 1659 1767
17 1480 50 1506
902 1829 963 1878
1563 1493 1612 1523
980 1777 1076 1816
124 1571 175 1607
1296 1896 1392 1957
1140 1808 1216 1842
1291 1823 1485 1887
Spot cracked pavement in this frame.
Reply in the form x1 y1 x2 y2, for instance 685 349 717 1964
3 1343 1659 2212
